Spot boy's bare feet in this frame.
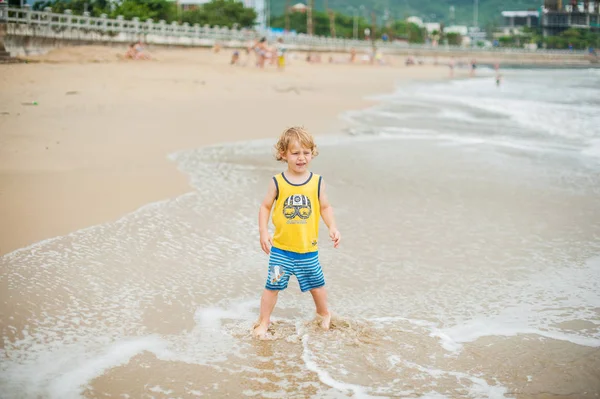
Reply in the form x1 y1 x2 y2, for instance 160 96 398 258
252 322 270 339
318 312 331 330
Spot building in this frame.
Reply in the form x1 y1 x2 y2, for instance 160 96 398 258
501 11 539 35
423 22 441 34
444 25 469 36
468 27 487 44
544 1 600 12
541 0 600 36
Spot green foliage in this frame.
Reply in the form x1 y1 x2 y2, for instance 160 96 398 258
30 0 256 27
498 35 519 46
23 0 600 49
544 36 561 48
498 26 600 49
445 32 461 46
269 0 542 27
389 20 426 43
270 11 370 38
32 0 111 16
111 0 176 22
182 0 256 28
270 11 425 42
546 28 600 49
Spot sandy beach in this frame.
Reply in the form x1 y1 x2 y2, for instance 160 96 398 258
2 45 599 399
0 45 459 255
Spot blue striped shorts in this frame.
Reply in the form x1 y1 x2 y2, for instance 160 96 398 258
266 247 325 292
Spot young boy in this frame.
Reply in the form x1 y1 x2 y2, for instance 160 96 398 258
253 126 341 339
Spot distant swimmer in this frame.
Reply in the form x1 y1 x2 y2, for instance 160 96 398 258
494 62 501 86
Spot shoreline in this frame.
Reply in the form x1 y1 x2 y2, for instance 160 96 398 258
1 49 599 399
0 46 468 255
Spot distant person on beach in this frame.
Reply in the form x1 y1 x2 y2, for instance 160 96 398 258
251 37 268 68
306 53 321 63
124 41 150 60
253 126 341 339
230 50 240 65
470 59 477 77
449 57 455 78
349 48 356 63
125 43 137 60
275 38 286 70
134 40 151 60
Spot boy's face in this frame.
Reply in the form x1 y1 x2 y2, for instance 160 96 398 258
282 140 312 174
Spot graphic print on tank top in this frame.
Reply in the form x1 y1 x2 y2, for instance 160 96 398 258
282 194 312 224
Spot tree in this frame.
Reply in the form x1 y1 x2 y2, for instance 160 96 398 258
182 0 256 28
498 35 517 47
29 0 256 27
32 0 109 15
112 0 176 22
268 0 538 29
271 10 427 42
270 10 370 39
390 20 425 43
445 32 461 46
32 0 167 19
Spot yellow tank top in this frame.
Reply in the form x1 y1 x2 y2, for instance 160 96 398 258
272 172 321 253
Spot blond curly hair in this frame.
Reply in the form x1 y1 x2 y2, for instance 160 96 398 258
274 126 319 162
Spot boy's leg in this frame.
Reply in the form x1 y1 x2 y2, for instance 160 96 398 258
295 250 329 330
310 287 331 330
256 247 293 337
254 289 279 337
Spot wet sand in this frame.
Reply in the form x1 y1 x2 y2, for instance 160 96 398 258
0 45 461 255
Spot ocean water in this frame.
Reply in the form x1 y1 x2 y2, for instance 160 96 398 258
1 69 599 398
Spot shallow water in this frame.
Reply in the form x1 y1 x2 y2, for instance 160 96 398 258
1 70 599 398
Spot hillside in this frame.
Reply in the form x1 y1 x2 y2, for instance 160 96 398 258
269 0 542 27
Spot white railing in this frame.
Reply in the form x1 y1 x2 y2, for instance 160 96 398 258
1 5 592 57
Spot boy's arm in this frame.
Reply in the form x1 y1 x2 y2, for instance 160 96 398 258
259 178 278 254
319 180 341 248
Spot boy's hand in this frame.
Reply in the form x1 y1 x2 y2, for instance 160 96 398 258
329 228 341 248
260 232 273 255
